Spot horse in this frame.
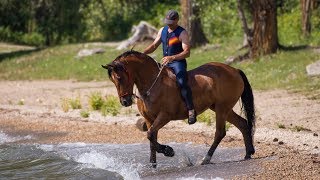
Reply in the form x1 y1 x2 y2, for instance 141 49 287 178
102 50 255 168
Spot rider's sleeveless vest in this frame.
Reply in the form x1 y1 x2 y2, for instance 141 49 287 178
161 25 185 60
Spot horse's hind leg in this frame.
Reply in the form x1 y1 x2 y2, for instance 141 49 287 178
201 106 228 165
227 110 255 159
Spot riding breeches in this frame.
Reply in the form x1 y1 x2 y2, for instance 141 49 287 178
167 60 194 110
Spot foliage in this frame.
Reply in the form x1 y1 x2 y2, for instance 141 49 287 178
89 91 104 110
61 98 70 112
80 110 90 118
101 95 121 116
276 123 286 129
197 110 215 126
18 99 25 105
198 0 242 43
69 96 82 109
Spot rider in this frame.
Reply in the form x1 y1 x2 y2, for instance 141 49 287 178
143 9 197 124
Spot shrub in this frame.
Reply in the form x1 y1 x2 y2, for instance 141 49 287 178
61 98 69 112
21 32 45 46
89 92 104 110
101 95 121 116
197 110 215 126
80 110 90 118
69 96 82 109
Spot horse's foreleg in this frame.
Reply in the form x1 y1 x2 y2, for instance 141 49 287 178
147 115 172 168
147 130 158 168
202 107 228 165
227 110 255 159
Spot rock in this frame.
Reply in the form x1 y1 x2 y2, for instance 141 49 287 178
135 118 148 132
306 60 320 76
278 141 284 145
76 48 105 58
313 133 318 137
273 138 279 142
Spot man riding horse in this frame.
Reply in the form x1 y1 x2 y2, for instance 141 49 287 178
143 10 197 125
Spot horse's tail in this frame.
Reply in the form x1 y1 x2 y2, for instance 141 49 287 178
239 69 256 137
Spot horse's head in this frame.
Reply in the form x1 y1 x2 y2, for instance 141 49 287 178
102 61 134 107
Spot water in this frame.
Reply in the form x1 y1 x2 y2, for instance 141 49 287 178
0 131 262 179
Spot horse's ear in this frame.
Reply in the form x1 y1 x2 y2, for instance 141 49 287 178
101 64 113 69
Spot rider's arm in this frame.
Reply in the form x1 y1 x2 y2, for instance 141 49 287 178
173 30 190 60
143 27 163 54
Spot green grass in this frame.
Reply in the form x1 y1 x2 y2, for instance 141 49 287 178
0 41 319 97
80 110 90 118
101 95 121 116
88 91 104 110
69 96 82 109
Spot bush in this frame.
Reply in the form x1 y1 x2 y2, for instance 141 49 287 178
61 98 70 112
80 110 90 118
88 92 104 110
69 96 82 109
21 32 45 46
197 110 215 126
101 95 121 116
0 27 44 46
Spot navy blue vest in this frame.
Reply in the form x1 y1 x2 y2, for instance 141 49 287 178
161 25 185 60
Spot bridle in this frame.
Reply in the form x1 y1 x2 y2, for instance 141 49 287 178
115 58 164 99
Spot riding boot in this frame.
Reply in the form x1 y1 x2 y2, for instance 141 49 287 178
188 109 197 124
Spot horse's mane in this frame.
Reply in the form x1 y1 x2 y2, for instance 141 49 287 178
114 50 160 69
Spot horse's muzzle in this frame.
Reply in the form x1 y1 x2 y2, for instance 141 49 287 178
120 96 132 107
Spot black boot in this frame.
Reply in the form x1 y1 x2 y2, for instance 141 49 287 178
188 109 197 125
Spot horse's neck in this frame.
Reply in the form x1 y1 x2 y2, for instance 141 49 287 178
133 59 160 95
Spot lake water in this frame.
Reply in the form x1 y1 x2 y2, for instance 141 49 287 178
0 131 262 179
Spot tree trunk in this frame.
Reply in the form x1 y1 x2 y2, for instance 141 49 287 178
301 0 312 37
180 0 208 47
250 0 278 58
237 0 253 47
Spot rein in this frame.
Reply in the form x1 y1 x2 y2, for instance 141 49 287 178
145 65 165 96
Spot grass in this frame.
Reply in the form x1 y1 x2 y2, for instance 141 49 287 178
69 96 82 109
80 110 90 118
101 95 121 116
88 91 104 110
61 98 69 112
197 110 215 126
277 123 286 129
291 125 311 132
17 99 24 105
0 40 319 97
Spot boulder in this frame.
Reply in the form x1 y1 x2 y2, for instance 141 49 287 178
306 60 320 76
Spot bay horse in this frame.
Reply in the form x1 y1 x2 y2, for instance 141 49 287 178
102 50 255 168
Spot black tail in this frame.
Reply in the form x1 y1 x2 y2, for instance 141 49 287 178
239 70 255 137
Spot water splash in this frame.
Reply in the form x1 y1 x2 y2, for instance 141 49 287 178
76 150 141 180
0 131 33 144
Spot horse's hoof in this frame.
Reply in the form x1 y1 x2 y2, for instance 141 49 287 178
201 155 211 165
244 154 251 160
163 145 175 157
151 163 157 168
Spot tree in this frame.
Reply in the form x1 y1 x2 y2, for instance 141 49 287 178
250 0 278 58
301 0 312 37
180 0 208 47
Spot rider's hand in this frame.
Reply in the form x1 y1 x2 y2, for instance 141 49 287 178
161 56 175 65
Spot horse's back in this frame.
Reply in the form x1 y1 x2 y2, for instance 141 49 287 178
188 62 244 105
